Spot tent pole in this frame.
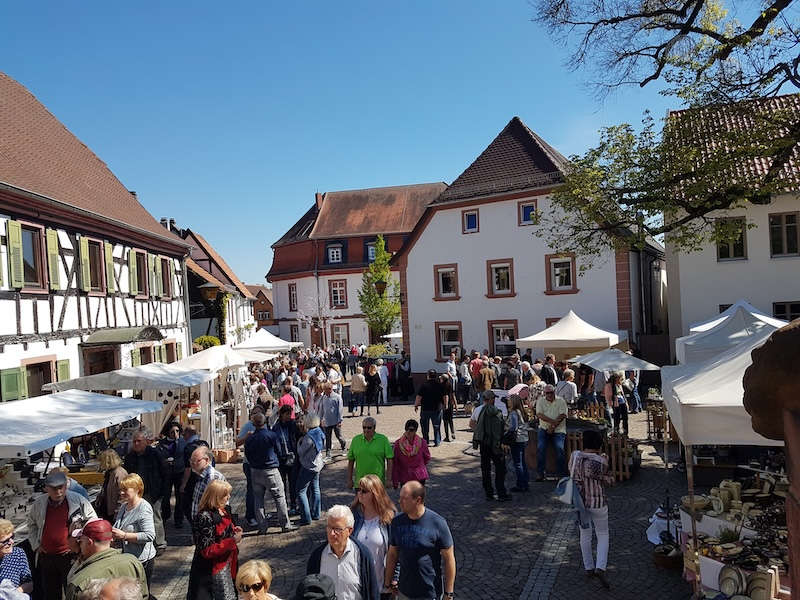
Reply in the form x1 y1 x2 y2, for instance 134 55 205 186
664 427 669 471
685 443 700 592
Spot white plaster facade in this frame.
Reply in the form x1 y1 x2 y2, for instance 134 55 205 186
403 193 624 373
667 192 800 346
0 214 190 399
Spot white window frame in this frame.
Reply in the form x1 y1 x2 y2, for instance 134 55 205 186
769 212 799 257
437 325 461 360
367 243 376 262
330 280 347 308
437 267 457 297
491 263 511 294
331 323 349 346
462 210 479 234
491 323 517 356
328 245 343 264
550 259 573 291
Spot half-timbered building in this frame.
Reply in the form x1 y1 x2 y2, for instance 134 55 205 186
0 71 192 400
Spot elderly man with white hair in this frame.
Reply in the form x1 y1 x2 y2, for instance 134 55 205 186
376 359 389 405
306 505 380 600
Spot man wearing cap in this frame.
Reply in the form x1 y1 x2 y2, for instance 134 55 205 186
27 469 96 599
536 384 568 482
65 519 148 600
295 573 337 600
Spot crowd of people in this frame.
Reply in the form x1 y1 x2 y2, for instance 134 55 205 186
0 342 643 599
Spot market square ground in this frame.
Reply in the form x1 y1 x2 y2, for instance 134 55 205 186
151 405 691 600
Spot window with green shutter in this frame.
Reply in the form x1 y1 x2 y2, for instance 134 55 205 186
176 342 182 360
169 260 176 297
79 236 91 292
130 348 141 367
0 367 27 402
7 221 25 288
46 229 60 290
154 256 163 298
56 359 71 382
128 249 138 296
147 254 156 297
105 242 115 293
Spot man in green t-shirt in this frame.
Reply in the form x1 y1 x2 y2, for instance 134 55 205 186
347 416 394 489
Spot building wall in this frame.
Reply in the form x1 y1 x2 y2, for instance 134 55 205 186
667 192 800 347
253 292 276 329
0 212 190 398
403 193 621 373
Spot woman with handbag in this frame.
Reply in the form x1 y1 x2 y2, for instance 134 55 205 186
604 372 628 436
391 419 431 489
95 449 128 521
506 395 530 492
272 405 299 516
295 414 325 526
365 364 382 416
111 473 156 594
569 429 614 589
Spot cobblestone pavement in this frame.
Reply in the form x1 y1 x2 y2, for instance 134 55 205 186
150 403 692 600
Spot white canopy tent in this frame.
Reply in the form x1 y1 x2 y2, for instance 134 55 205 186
233 328 302 353
381 332 403 340
688 299 787 333
570 348 660 372
517 310 622 358
43 362 217 393
676 304 787 364
0 390 163 459
662 327 782 447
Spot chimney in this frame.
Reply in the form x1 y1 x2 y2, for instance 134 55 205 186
159 217 169 229
129 190 137 198
169 218 176 231
315 192 324 209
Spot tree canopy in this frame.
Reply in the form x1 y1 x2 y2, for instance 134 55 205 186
533 0 800 260
358 235 401 340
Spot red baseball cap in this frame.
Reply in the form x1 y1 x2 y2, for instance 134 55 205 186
71 518 113 541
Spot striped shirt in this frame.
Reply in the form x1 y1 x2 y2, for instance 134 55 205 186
191 465 225 519
569 450 612 509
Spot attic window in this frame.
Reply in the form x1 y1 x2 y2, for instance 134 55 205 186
462 209 479 234
328 244 342 264
366 243 376 262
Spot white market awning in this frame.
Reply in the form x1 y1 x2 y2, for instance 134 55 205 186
381 332 403 339
517 310 619 348
233 328 302 353
570 348 660 371
43 362 217 393
662 327 782 447
0 390 163 458
688 299 787 333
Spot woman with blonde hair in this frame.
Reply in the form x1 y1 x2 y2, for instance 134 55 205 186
0 518 32 594
111 472 156 592
95 449 128 520
507 394 530 492
604 371 628 436
351 365 367 416
350 474 397 592
235 560 281 599
188 479 242 600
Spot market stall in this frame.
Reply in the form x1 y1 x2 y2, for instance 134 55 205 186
233 327 302 353
687 299 787 333
517 310 627 360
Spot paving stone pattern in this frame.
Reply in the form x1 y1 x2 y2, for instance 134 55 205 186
150 403 693 600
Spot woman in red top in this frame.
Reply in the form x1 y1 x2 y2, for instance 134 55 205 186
187 479 242 600
391 419 431 488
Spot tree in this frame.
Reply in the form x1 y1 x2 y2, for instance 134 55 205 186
532 0 800 260
358 235 401 340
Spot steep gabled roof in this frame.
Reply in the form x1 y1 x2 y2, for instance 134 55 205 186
272 204 319 248
246 284 272 304
310 182 447 239
186 230 256 300
186 257 231 291
0 72 187 247
435 116 567 203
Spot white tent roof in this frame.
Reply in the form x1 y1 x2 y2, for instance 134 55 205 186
0 390 163 458
517 310 620 348
570 348 660 371
230 348 277 363
662 327 782 446
233 328 302 353
676 305 786 364
381 332 402 339
688 299 786 333
43 362 217 393
173 344 261 372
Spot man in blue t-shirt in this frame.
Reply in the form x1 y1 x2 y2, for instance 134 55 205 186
385 481 456 600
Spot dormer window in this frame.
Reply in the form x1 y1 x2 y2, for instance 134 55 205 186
328 244 342 264
366 243 376 262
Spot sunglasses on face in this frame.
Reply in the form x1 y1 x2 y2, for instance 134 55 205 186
405 428 417 432
362 426 374 430
0 536 13 547
238 582 265 593
357 488 371 494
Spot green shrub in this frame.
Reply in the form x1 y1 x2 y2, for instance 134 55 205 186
366 343 389 358
194 335 221 349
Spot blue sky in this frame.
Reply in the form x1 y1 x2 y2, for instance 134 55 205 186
1 2 673 284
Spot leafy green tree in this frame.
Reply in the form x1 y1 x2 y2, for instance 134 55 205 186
532 0 800 261
358 235 401 340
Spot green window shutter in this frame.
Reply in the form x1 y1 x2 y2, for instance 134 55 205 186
176 342 182 360
147 254 155 297
7 220 24 288
153 345 160 363
104 242 115 293
57 359 71 382
79 236 90 292
159 345 165 362
128 250 138 296
154 257 163 298
0 367 22 402
169 260 176 297
131 348 141 367
46 229 60 290
19 367 28 399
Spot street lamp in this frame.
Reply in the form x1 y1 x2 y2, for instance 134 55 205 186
374 279 387 297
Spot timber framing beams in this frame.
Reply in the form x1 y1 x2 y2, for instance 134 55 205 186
0 323 184 349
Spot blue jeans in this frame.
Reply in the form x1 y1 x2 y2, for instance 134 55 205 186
243 462 256 521
631 388 642 412
420 409 442 446
296 467 321 524
511 441 529 489
537 429 566 477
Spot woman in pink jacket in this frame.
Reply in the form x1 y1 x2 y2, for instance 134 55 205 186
392 419 431 489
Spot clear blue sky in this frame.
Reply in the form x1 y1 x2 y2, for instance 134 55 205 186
1 2 673 285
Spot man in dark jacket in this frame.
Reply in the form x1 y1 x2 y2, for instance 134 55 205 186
123 431 168 550
307 504 379 600
472 390 510 501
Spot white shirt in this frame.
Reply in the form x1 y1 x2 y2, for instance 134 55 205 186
356 516 387 590
320 538 362 600
378 365 389 383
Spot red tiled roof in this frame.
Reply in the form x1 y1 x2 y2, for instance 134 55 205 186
245 284 272 304
0 72 187 247
187 230 256 300
309 182 447 239
667 94 800 189
435 116 567 202
186 257 230 290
